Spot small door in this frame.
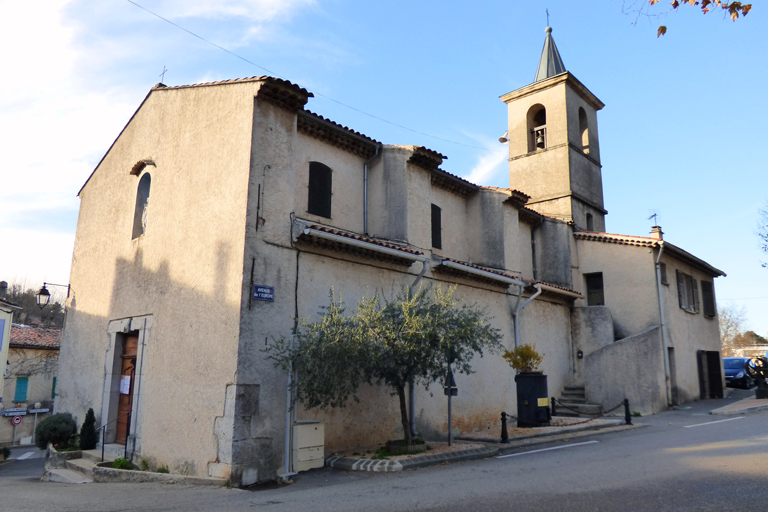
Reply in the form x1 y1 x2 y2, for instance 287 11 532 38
115 335 138 445
698 350 724 400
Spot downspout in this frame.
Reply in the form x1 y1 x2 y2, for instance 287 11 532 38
513 284 543 348
363 146 381 236
408 259 430 438
655 242 673 406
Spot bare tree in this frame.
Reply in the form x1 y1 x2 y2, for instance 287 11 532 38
718 304 747 356
759 203 768 268
623 0 752 37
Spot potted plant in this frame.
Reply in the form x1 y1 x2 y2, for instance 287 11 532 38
503 344 550 428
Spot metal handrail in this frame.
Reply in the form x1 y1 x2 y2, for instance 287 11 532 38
98 411 132 462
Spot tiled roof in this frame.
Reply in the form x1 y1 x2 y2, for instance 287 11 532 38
298 110 380 158
154 76 312 97
431 168 479 198
574 231 726 277
0 297 22 310
10 325 62 350
303 224 423 256
435 257 521 286
524 280 582 299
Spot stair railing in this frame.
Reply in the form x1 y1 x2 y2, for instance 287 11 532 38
95 411 132 462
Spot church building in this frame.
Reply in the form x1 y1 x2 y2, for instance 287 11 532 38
56 27 724 486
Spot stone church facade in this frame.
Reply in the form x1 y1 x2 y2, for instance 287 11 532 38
56 28 724 485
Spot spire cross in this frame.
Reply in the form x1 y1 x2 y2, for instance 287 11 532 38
160 66 168 82
546 9 549 26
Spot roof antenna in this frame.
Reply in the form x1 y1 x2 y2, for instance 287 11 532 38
648 209 660 226
159 66 168 83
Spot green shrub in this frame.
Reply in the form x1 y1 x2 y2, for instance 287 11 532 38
79 408 99 450
503 344 544 373
157 466 170 474
35 413 77 450
140 459 150 471
112 457 133 470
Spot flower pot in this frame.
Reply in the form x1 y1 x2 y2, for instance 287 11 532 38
514 372 551 428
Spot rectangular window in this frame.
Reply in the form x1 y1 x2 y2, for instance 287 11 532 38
431 204 442 249
585 272 604 306
52 376 57 400
307 162 332 218
701 280 716 318
660 263 668 285
676 270 700 314
14 376 29 402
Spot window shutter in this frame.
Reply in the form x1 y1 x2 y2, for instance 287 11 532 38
431 204 442 249
308 162 332 218
52 376 57 400
676 270 684 309
660 263 668 285
692 278 700 313
701 281 715 317
14 376 29 402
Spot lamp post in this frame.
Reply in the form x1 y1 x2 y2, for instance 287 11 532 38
36 283 70 310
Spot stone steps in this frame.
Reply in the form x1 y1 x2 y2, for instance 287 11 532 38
65 457 98 478
556 386 602 418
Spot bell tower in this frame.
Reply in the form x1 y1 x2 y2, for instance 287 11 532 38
501 27 606 231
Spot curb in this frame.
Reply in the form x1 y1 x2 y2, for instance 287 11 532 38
325 421 638 473
457 418 623 444
709 403 768 416
326 446 499 473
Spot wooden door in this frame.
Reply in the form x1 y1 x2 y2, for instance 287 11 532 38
115 335 138 445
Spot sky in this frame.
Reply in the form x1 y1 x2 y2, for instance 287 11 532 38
1 0 766 333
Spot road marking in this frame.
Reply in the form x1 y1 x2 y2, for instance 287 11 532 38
16 451 34 461
496 440 599 459
684 417 744 428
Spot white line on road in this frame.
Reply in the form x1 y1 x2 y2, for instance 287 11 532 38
16 451 34 461
497 440 599 459
684 417 744 428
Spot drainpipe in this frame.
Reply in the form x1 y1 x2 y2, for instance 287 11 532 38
282 334 297 478
512 284 543 348
655 242 673 406
363 146 381 236
408 259 430 438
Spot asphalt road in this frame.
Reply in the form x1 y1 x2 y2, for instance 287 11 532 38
2 389 767 512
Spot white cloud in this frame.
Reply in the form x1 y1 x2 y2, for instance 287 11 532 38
160 0 316 22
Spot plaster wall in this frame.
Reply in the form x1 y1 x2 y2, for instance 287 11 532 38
367 147 408 241
660 253 722 404
570 306 614 385
585 326 667 416
293 133 366 234
428 182 470 261
534 219 573 289
0 311 12 402
506 210 530 278
573 241 660 339
58 81 257 478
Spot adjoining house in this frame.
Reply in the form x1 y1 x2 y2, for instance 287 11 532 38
0 281 23 406
56 27 724 485
0 325 60 445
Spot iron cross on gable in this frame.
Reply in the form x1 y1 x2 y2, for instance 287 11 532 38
160 66 168 82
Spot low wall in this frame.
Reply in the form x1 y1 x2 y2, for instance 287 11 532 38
585 326 666 416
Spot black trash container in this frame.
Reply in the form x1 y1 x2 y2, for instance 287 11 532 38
514 373 551 428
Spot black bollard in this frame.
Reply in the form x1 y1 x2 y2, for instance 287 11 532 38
551 396 556 417
624 398 631 425
501 412 509 443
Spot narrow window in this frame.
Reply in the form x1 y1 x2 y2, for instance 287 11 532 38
585 272 604 306
14 376 29 402
660 263 668 285
579 107 589 154
527 104 547 152
52 376 57 400
586 213 594 231
701 281 716 318
431 204 442 249
308 162 332 218
132 173 151 239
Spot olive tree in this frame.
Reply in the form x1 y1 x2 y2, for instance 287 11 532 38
266 286 503 445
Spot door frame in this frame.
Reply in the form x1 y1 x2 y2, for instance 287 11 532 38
101 315 152 455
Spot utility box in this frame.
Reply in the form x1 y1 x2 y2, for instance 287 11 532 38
292 421 324 472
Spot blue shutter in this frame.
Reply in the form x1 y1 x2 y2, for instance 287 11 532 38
0 318 5 350
14 377 28 402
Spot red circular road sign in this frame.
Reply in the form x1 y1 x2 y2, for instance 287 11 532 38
12 416 22 425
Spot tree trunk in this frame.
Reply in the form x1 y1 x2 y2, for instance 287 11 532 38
396 384 412 445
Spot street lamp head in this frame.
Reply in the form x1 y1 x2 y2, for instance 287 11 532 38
37 285 51 310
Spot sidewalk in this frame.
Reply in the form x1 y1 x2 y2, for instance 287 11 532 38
710 395 768 416
325 416 642 473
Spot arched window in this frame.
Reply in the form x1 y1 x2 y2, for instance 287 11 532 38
132 173 151 239
527 105 547 152
586 213 594 231
579 107 590 154
308 162 332 218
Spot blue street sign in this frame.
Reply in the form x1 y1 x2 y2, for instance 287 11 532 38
253 285 275 302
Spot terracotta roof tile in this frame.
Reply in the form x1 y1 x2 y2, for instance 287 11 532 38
10 325 62 350
155 75 312 97
301 224 424 257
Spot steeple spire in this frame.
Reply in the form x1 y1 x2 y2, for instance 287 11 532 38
534 26 566 83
